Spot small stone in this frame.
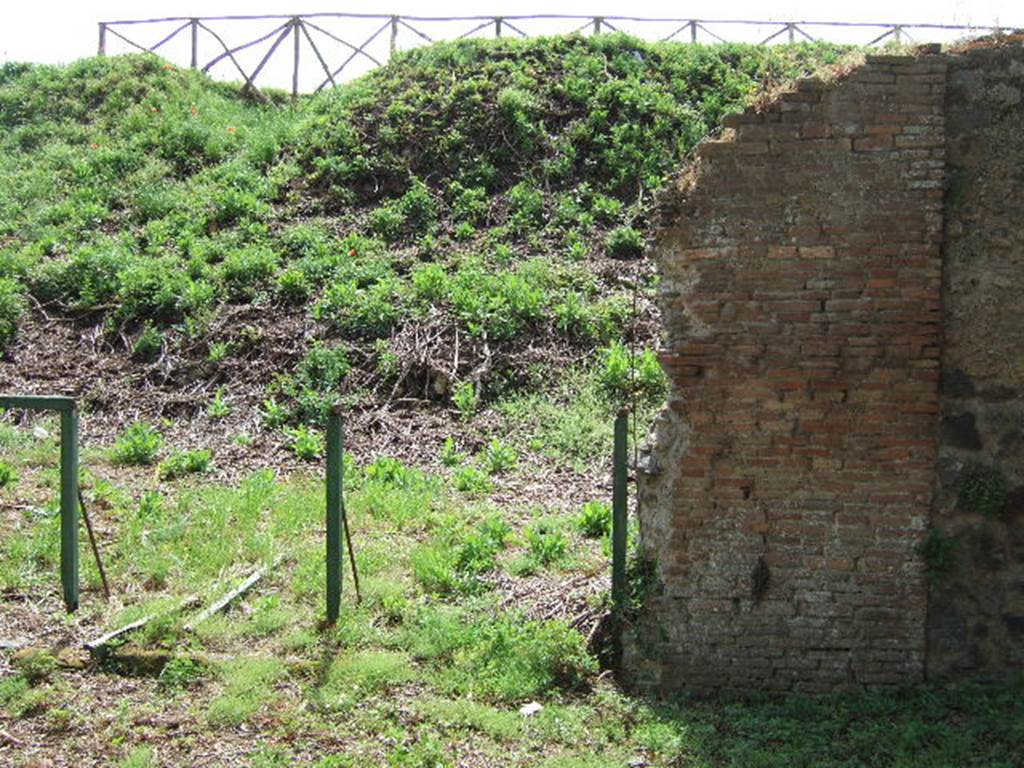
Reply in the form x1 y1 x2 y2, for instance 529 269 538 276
32 426 49 439
519 701 543 717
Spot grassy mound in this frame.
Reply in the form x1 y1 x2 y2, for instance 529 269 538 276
0 37 846 443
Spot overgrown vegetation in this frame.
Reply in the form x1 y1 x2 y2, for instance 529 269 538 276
0 39 847 448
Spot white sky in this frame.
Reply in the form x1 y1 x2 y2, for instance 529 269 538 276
2 1 1020 91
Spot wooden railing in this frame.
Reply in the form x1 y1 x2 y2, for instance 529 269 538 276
97 14 1015 96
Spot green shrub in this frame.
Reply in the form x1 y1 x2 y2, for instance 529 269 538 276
365 456 420 488
261 397 289 428
368 204 405 242
506 180 545 235
448 181 488 225
313 276 405 338
316 651 414 712
275 267 311 304
369 178 437 242
158 449 213 481
0 277 25 350
604 226 645 258
218 245 279 301
276 342 351 424
111 422 163 466
13 649 57 684
575 501 611 538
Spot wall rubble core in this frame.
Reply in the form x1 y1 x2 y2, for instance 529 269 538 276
626 44 1024 693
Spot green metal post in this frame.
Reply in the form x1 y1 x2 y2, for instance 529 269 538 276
1 395 79 612
611 409 628 609
60 406 80 612
325 406 344 625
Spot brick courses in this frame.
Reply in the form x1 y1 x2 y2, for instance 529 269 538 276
625 54 948 693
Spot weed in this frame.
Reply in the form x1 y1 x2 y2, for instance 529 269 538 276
276 267 311 304
261 397 289 428
957 463 1008 518
131 324 163 361
443 615 594 701
158 657 207 690
418 698 521 741
207 656 287 726
452 381 478 420
314 651 414 712
452 466 493 496
111 422 163 466
286 424 324 461
526 520 569 569
208 386 231 419
116 746 155 768
482 439 518 475
575 501 611 538
158 449 213 481
439 436 467 467
0 460 17 489
598 342 667 406
13 649 57 683
604 225 645 258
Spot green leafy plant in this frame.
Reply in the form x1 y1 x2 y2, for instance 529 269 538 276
0 461 17 489
207 386 231 419
158 449 213 481
482 438 518 475
286 424 324 461
604 225 645 258
453 381 478 420
0 278 25 351
131 324 163 361
452 465 493 496
111 422 163 466
261 397 289 428
575 500 612 538
525 520 569 568
439 436 467 467
598 342 667 406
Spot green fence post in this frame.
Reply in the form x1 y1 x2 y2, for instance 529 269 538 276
325 406 344 625
60 405 80 612
611 409 628 610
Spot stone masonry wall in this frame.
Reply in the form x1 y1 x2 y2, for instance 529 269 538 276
927 45 1024 679
624 54 948 693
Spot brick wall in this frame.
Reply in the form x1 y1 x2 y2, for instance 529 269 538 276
624 54 948 693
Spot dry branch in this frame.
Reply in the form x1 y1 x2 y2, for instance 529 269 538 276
183 560 276 632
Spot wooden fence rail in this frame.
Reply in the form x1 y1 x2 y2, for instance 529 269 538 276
97 13 1017 96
